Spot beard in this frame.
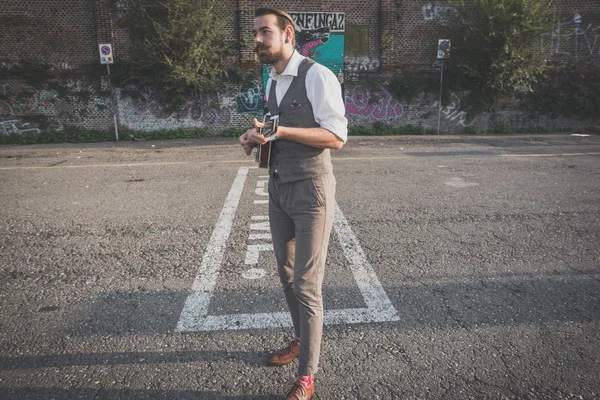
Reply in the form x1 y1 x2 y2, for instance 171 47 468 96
254 44 285 65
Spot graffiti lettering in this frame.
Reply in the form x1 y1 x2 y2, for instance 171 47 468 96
94 97 107 108
0 62 19 70
0 118 41 135
541 14 600 59
345 56 380 73
344 57 381 81
432 94 471 126
187 92 232 125
422 2 461 25
291 12 345 32
52 62 72 71
235 82 263 115
121 86 234 129
345 88 404 121
0 85 58 116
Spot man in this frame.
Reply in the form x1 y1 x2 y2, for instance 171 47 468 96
239 7 347 400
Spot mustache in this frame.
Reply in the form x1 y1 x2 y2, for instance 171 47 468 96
253 44 269 53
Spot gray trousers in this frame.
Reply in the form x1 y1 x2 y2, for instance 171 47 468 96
268 172 336 376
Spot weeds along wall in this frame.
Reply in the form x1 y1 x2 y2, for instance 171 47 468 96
1 0 599 139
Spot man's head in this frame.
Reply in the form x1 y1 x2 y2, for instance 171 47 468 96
253 7 296 65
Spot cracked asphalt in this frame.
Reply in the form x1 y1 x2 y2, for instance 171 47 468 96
0 134 599 399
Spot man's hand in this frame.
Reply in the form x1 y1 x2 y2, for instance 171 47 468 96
239 118 268 155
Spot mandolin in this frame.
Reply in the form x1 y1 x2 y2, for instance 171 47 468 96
255 113 279 168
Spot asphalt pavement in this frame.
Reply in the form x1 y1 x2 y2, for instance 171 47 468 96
0 134 599 399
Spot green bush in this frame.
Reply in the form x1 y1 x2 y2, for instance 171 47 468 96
488 123 510 134
462 125 481 135
221 127 246 138
116 0 234 109
522 66 600 120
446 0 553 113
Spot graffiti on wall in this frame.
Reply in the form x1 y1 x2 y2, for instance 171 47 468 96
1 61 72 71
0 118 40 135
292 12 345 76
432 94 471 127
422 2 461 25
296 27 331 58
235 82 263 114
290 12 345 32
345 56 381 80
187 92 233 125
541 14 600 59
345 88 404 121
118 86 236 130
0 84 59 116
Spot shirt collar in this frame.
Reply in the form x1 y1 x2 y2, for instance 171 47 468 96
269 50 304 80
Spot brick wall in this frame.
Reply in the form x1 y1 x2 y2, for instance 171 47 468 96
1 0 599 136
0 0 97 70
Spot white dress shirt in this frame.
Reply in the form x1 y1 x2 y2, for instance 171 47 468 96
266 51 348 143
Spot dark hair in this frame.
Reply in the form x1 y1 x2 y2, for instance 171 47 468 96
255 7 296 47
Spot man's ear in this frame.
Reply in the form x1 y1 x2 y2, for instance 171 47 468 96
285 25 295 43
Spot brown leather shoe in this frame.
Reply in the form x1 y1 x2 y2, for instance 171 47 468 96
267 340 300 366
283 380 314 400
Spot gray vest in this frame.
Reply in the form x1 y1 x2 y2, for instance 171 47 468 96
267 58 333 183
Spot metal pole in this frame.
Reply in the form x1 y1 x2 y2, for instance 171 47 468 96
437 58 444 135
107 64 119 141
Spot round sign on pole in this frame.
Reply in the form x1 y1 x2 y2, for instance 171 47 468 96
98 43 114 64
437 39 451 59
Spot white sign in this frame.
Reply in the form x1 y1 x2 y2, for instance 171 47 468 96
437 39 451 59
98 43 114 64
289 12 345 32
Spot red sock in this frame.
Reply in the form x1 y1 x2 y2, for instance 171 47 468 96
297 374 314 389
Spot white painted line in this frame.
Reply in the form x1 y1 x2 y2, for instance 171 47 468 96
251 216 269 220
254 200 269 204
250 221 270 231
255 180 268 196
176 167 249 332
333 201 399 319
248 233 272 240
183 308 400 331
245 244 274 264
177 168 399 332
242 268 267 280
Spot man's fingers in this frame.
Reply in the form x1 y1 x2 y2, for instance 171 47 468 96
253 118 264 129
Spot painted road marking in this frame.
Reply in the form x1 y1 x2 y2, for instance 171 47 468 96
175 167 249 332
241 177 272 281
248 233 272 240
244 244 273 265
176 167 399 332
242 268 267 280
445 177 479 188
